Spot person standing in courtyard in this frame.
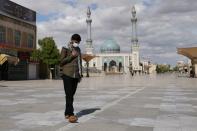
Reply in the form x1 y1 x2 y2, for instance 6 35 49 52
60 34 83 123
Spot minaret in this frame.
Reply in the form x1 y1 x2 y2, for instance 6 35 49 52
131 6 140 71
86 7 93 54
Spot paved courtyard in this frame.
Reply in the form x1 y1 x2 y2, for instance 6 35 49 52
0 74 197 131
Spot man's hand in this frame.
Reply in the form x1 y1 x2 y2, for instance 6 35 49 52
71 50 78 57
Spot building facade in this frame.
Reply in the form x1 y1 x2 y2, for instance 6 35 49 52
84 39 132 74
0 0 38 80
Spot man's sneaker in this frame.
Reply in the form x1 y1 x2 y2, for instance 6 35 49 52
68 115 78 123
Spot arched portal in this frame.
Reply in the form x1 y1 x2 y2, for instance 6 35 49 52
109 60 116 67
109 60 116 72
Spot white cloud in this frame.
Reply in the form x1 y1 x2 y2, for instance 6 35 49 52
12 0 197 65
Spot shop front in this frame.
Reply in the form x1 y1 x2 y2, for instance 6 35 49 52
0 47 39 80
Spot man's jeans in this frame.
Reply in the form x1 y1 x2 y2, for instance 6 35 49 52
62 75 78 116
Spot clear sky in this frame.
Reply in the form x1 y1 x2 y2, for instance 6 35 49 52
13 0 197 65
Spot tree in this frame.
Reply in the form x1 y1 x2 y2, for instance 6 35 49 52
38 37 60 66
31 49 41 61
156 64 171 73
31 37 60 78
173 66 179 72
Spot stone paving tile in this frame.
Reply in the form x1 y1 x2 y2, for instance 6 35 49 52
153 127 181 131
62 121 153 131
181 127 197 131
0 74 197 131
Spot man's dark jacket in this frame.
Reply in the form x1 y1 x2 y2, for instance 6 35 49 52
60 47 82 79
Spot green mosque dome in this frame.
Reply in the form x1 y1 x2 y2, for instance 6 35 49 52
100 39 120 53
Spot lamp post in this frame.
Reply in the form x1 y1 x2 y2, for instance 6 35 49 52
82 54 96 77
86 61 89 77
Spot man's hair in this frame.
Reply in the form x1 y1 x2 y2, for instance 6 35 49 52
71 34 81 43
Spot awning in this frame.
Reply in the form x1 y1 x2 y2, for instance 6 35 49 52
82 54 97 62
0 54 19 65
177 47 197 60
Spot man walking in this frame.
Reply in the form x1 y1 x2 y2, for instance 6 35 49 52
60 34 83 123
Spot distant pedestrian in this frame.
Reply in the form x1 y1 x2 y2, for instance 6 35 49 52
60 34 83 123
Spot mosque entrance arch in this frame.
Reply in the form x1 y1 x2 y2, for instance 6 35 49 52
109 60 117 72
109 60 116 67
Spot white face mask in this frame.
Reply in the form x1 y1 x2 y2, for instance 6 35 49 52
73 42 79 47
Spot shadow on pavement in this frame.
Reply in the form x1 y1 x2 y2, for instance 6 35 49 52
76 108 101 118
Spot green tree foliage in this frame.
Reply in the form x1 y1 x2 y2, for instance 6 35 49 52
173 66 179 71
156 64 171 73
31 37 60 66
38 37 60 66
30 37 60 79
31 49 41 61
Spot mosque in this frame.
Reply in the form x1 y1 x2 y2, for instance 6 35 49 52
82 6 142 74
